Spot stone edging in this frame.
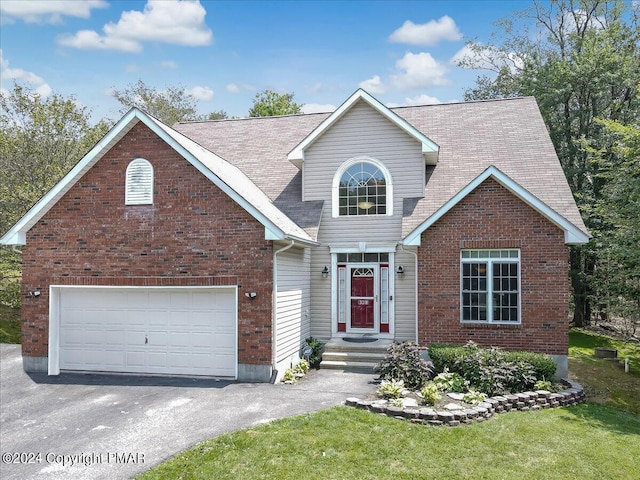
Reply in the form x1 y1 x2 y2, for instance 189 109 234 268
345 379 585 427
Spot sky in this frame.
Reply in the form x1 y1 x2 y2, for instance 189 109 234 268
1 0 532 123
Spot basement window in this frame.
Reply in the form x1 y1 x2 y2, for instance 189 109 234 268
125 158 153 205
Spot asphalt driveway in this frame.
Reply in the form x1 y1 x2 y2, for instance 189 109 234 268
0 344 376 480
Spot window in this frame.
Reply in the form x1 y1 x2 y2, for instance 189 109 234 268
332 157 392 217
461 250 520 323
125 158 153 205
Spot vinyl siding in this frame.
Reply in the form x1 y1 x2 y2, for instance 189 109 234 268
303 101 424 244
394 248 418 341
274 245 311 372
310 246 332 340
303 101 424 341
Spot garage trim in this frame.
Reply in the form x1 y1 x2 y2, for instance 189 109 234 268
48 285 238 378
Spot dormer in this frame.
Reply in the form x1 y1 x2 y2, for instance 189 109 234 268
287 89 439 169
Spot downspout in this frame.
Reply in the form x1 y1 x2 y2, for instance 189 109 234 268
271 240 295 383
399 243 419 344
12 246 22 254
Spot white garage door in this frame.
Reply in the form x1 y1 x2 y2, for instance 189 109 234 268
57 287 237 377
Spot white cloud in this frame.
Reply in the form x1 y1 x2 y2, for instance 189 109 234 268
186 86 214 101
0 0 107 24
0 49 51 97
390 52 449 89
389 16 462 46
57 0 213 53
226 83 255 93
358 75 385 94
160 60 178 69
301 103 336 114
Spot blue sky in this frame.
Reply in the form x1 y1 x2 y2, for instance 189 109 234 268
1 0 528 122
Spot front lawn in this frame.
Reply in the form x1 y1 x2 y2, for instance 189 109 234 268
139 328 640 480
138 404 639 480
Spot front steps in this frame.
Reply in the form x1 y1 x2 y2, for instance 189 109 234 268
320 337 392 373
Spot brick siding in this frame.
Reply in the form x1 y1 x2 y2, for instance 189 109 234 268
417 177 570 355
21 122 273 365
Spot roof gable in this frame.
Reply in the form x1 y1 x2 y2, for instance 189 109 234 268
287 89 439 168
1 109 315 246
402 166 591 246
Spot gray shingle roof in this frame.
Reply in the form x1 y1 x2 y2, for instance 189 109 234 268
174 97 588 241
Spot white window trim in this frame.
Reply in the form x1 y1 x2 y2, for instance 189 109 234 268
331 156 393 217
460 249 521 324
125 158 154 205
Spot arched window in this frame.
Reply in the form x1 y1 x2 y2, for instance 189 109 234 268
332 157 392 217
125 158 153 205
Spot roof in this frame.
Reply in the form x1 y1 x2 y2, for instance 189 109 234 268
0 108 316 246
175 96 588 244
2 93 589 248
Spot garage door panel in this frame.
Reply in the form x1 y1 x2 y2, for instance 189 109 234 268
58 287 237 377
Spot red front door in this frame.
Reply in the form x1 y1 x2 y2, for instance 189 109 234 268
350 267 375 329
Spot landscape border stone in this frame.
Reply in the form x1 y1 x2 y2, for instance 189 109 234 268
344 379 585 427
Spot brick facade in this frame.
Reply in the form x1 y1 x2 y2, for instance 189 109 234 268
21 122 274 366
417 178 570 355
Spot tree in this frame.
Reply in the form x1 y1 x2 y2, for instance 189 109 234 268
248 89 302 117
589 119 640 336
0 83 110 308
111 80 227 125
459 0 640 326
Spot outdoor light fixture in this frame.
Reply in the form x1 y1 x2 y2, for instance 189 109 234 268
357 201 374 210
396 265 404 276
321 266 329 278
245 292 257 300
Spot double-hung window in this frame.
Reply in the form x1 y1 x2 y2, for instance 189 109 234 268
461 250 520 323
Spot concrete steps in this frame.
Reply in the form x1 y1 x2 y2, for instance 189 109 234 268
320 338 391 373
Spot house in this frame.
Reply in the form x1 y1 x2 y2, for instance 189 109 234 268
0 89 589 382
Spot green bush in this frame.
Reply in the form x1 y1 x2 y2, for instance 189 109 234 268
428 342 556 396
421 382 440 405
303 337 323 368
432 371 468 393
375 341 434 390
377 379 405 399
428 344 466 373
429 342 557 381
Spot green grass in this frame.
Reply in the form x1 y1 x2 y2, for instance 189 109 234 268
569 328 640 414
0 305 21 343
137 404 639 480
138 328 640 479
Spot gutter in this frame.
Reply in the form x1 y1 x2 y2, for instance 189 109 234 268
271 240 295 383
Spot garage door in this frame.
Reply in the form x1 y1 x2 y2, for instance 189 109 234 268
56 287 237 377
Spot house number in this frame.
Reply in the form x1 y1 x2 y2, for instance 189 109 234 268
357 300 370 305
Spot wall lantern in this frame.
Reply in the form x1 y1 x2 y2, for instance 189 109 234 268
321 266 330 278
245 292 257 300
396 265 405 276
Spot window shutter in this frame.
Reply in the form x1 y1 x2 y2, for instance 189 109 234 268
125 158 153 205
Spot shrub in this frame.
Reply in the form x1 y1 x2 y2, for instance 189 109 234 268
428 344 465 373
295 358 309 374
377 379 405 399
303 337 323 368
453 343 538 396
534 379 555 392
432 371 468 393
421 382 440 405
375 341 434 390
463 390 486 405
506 351 557 381
282 368 296 383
